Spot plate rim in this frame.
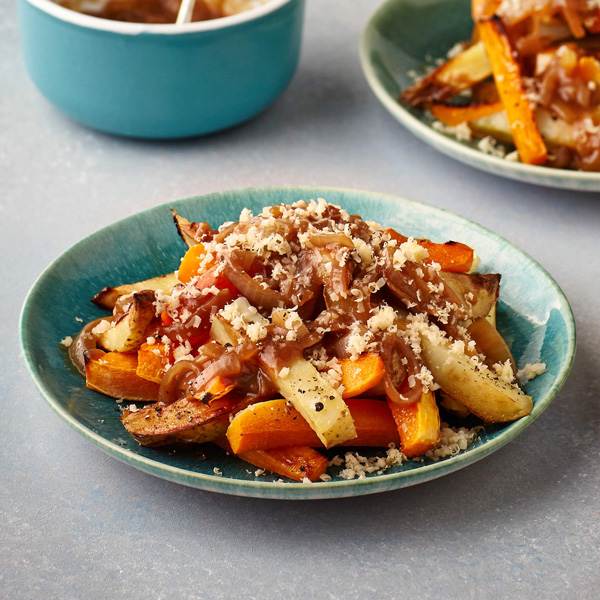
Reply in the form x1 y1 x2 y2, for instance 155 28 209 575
19 185 577 499
359 0 600 191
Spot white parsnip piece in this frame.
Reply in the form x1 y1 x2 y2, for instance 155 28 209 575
213 296 356 448
273 357 357 448
96 291 156 353
92 272 179 310
420 335 533 423
470 108 580 149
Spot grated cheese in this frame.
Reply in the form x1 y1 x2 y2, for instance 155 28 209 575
60 336 73 348
517 361 547 381
425 425 482 461
432 120 472 141
333 445 407 480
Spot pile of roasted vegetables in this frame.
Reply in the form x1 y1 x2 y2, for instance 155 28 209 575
402 0 600 170
66 200 534 482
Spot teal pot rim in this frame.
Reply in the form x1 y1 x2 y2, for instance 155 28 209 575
24 0 295 34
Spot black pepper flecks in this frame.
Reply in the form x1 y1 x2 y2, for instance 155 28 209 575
315 402 324 412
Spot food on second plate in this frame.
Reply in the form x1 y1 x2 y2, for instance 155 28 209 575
65 198 542 482
58 0 272 24
402 0 600 170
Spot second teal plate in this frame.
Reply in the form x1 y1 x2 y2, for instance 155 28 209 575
360 0 600 191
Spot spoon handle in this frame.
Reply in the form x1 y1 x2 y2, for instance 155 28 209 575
176 0 197 24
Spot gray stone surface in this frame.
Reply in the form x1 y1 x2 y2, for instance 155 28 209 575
1 1 599 598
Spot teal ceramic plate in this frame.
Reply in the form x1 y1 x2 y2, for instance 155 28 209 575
20 187 576 499
360 0 600 191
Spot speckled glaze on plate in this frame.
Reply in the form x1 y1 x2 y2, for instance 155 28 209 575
360 0 600 191
20 187 576 499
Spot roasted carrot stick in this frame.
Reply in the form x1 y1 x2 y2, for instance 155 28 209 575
340 353 386 398
85 349 160 402
416 239 475 273
477 17 547 165
226 398 400 454
136 342 170 384
385 228 475 273
178 243 218 283
387 391 441 458
215 438 327 482
472 0 502 20
431 101 503 126
239 447 328 482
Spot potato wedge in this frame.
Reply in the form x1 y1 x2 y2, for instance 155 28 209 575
467 316 516 374
440 271 500 319
402 41 492 106
95 291 156 353
92 272 179 311
439 392 471 418
84 349 160 402
121 395 248 447
171 209 211 248
420 335 532 422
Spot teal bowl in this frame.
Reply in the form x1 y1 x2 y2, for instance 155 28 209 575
16 0 305 138
20 187 576 500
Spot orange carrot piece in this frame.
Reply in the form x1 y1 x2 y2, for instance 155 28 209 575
386 228 475 273
226 398 400 454
136 342 170 384
416 238 475 273
472 0 502 19
574 56 600 83
385 227 408 245
431 101 503 126
178 243 215 283
340 353 386 399
241 447 327 482
161 311 174 326
215 438 327 482
561 4 586 39
85 349 160 402
477 18 547 165
202 376 236 401
387 391 441 458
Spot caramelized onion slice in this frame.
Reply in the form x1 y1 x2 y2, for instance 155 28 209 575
384 248 467 321
193 352 242 394
384 374 422 406
308 232 354 248
68 316 116 376
158 360 202 406
379 331 423 405
224 251 288 310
